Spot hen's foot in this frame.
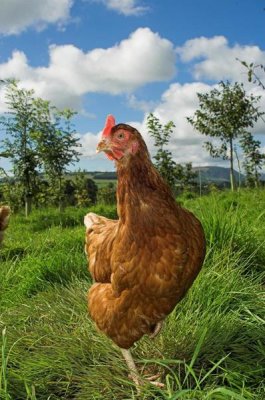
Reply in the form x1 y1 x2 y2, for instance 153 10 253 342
145 373 164 388
128 373 164 388
122 348 165 394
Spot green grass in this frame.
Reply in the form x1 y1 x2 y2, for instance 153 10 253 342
0 190 265 399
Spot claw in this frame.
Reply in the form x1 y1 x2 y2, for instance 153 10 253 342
145 373 164 388
148 380 165 388
146 373 161 381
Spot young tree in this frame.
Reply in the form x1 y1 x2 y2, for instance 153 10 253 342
37 108 81 211
187 81 264 191
240 132 265 187
147 113 178 191
0 82 45 216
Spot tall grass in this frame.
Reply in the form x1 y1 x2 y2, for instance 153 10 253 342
1 327 11 399
0 190 264 399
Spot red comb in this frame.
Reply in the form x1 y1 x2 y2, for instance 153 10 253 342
102 115 116 138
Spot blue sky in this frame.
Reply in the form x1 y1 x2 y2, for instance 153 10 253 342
0 0 265 172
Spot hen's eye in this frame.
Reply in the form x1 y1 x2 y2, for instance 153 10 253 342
117 131 125 139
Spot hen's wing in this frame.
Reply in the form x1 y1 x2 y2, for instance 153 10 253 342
0 206 10 245
84 212 118 282
88 205 205 349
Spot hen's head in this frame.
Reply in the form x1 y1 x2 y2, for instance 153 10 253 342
97 115 146 162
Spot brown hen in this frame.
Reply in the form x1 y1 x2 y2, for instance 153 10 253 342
84 115 206 389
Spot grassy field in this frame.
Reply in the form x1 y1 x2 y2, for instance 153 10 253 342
0 190 264 399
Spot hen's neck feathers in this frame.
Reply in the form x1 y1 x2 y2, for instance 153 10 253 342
116 145 177 224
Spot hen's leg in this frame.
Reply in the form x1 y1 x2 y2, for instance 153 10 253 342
121 348 141 388
121 348 164 393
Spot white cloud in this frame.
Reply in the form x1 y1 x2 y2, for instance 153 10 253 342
150 82 215 165
0 0 148 36
0 28 176 109
177 35 265 83
80 131 102 157
154 82 210 140
127 94 157 112
0 0 73 35
94 0 148 15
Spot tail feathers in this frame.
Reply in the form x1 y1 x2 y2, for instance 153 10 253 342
0 206 10 245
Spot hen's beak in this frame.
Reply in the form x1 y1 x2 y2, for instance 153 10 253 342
96 139 111 153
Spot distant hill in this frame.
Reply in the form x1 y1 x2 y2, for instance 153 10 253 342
193 166 245 184
194 166 265 184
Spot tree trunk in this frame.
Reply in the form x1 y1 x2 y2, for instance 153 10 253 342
234 146 241 190
25 195 32 217
229 137 236 192
254 167 259 188
198 167 202 197
58 177 63 213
